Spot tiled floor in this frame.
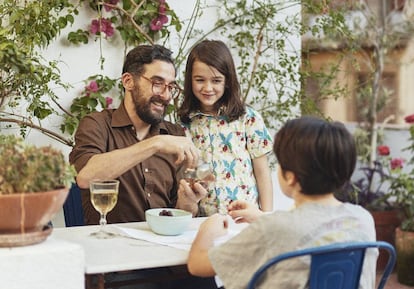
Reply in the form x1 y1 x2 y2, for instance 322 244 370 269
379 272 414 289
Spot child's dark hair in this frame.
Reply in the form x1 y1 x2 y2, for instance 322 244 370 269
178 40 245 124
273 116 356 195
122 45 175 76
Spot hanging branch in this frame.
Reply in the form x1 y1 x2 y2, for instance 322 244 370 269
243 25 265 101
0 117 74 147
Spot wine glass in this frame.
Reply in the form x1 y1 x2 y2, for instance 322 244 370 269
89 180 119 239
183 161 215 190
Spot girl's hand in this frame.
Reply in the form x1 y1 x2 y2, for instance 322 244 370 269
228 200 263 223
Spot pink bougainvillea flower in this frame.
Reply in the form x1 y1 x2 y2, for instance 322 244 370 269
390 158 404 170
150 18 163 31
159 3 166 14
86 81 99 93
159 14 168 24
89 18 114 37
105 97 113 108
150 0 169 31
100 18 115 36
404 114 414 124
150 15 168 31
103 0 120 12
377 145 390 156
90 19 100 35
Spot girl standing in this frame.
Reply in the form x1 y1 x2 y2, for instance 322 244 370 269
178 40 273 216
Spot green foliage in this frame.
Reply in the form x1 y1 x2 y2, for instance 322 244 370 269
302 0 414 160
390 171 414 231
1 0 320 147
68 29 90 44
66 0 181 47
0 0 76 145
214 0 304 127
61 0 308 134
61 75 120 135
388 117 414 231
60 0 183 135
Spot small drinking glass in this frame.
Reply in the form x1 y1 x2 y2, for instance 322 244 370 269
183 161 215 190
90 180 119 239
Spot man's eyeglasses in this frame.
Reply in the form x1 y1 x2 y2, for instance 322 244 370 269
140 75 182 99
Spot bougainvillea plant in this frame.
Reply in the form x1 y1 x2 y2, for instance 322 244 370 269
387 114 414 231
61 0 181 136
335 114 414 220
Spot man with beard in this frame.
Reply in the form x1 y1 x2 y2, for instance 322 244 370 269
70 45 206 225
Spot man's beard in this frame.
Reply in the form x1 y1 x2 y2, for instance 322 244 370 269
132 89 169 125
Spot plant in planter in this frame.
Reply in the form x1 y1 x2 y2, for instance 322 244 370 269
337 113 414 280
334 124 406 270
0 134 75 246
386 114 414 286
334 160 396 211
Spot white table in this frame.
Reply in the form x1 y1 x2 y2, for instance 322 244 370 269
51 218 210 274
51 218 214 289
0 237 85 289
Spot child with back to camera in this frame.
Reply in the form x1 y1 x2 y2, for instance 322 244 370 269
187 116 377 289
178 39 274 216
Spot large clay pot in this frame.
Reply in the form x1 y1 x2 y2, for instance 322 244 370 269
370 209 403 271
0 188 68 246
395 227 414 286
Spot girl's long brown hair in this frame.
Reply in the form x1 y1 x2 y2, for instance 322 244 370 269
178 40 245 124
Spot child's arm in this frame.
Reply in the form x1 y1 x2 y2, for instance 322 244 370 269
253 155 273 211
187 214 228 277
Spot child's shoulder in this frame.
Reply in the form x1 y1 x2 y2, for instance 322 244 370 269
244 105 264 118
241 106 267 126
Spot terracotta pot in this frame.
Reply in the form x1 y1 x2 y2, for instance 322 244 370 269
395 227 414 286
0 188 69 234
370 209 403 271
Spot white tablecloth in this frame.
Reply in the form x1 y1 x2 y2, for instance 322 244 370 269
0 237 85 289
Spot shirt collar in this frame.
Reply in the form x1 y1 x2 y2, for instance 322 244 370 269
111 101 132 127
188 105 227 119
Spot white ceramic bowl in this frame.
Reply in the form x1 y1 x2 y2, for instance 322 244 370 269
145 208 192 236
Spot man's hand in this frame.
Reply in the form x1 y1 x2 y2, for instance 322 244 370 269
176 179 208 216
153 135 199 168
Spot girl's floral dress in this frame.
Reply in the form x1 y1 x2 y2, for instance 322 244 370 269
182 106 273 216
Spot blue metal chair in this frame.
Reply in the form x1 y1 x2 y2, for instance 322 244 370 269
62 183 85 227
247 241 396 289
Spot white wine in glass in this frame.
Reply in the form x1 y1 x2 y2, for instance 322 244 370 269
90 180 119 239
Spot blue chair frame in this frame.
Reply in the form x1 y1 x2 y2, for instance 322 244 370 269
63 183 85 227
247 241 396 289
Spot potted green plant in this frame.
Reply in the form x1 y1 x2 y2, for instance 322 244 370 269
387 114 414 286
0 134 75 246
334 125 406 270
336 114 414 279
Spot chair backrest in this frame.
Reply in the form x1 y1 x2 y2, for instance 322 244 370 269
247 241 396 289
62 183 85 227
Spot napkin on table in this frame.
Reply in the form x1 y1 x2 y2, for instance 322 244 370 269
115 223 242 251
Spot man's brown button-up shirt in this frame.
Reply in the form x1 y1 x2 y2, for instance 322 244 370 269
69 102 186 224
